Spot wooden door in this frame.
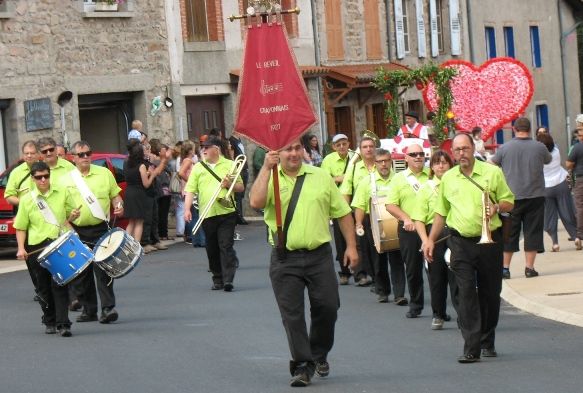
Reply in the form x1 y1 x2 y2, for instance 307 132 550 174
185 95 225 141
334 106 354 146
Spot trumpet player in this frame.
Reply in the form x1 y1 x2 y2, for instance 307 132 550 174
422 133 514 363
184 136 244 292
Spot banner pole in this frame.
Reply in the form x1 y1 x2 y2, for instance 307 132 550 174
272 166 284 249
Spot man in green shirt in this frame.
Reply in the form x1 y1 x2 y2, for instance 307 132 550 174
249 139 358 387
351 148 406 304
321 134 354 284
5 140 41 298
184 136 243 292
423 133 514 363
65 141 124 325
38 137 75 185
14 161 80 337
387 144 430 318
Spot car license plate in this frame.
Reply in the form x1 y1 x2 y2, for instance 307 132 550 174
0 224 8 232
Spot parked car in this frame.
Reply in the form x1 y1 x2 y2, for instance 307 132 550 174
0 153 128 248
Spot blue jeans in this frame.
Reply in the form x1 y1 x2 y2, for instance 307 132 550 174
185 204 205 246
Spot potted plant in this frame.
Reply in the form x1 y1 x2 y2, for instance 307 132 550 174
95 0 125 12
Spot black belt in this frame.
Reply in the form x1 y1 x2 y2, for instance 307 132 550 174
277 243 327 256
450 228 501 242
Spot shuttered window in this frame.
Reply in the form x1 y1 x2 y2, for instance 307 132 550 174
326 0 344 60
364 0 382 60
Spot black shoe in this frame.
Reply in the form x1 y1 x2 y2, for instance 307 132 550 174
211 283 224 290
290 367 312 387
34 294 41 302
525 267 539 278
315 361 330 378
224 282 234 292
58 326 72 337
237 217 249 225
502 268 511 279
76 312 98 323
458 354 480 363
406 310 421 318
69 299 82 312
45 325 56 334
99 307 118 324
481 348 498 357
442 314 452 322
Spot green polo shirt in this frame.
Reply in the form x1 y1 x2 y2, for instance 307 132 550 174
62 165 122 226
4 161 34 200
351 171 394 214
264 164 351 250
410 178 441 225
13 186 74 246
185 156 243 219
386 167 430 217
339 161 371 197
321 152 350 179
435 160 515 237
48 157 75 185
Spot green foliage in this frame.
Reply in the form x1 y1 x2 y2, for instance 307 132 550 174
372 63 456 141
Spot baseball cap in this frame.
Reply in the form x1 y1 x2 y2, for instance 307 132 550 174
332 134 348 143
201 136 223 148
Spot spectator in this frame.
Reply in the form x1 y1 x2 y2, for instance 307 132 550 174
471 127 487 158
128 120 146 142
171 141 184 238
301 134 323 166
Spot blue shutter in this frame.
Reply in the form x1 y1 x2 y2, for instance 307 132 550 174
536 104 549 129
485 27 496 59
504 27 515 58
530 26 542 68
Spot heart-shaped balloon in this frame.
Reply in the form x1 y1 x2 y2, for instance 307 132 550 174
423 58 534 140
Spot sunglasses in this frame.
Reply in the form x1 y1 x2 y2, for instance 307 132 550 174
40 147 55 154
375 159 391 164
76 151 92 158
407 152 425 158
33 174 50 181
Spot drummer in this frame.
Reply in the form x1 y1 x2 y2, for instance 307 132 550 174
351 148 406 304
411 150 459 330
38 137 75 183
64 141 124 325
14 161 80 337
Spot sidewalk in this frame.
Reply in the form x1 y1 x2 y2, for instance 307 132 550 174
501 225 583 327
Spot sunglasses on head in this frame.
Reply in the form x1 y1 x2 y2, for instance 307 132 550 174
33 174 50 181
407 152 425 158
76 151 92 158
40 147 55 154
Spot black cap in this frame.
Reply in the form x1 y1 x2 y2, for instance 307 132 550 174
405 111 419 121
201 136 223 148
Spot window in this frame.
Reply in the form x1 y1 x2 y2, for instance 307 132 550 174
530 26 542 68
185 0 222 42
402 0 410 53
536 104 549 129
435 0 444 52
325 0 344 60
364 0 381 59
504 26 515 58
485 26 496 59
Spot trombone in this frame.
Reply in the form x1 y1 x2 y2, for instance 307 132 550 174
191 154 247 236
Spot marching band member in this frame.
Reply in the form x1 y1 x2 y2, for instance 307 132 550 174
340 136 377 286
396 111 429 140
184 136 243 292
321 133 353 285
423 133 514 363
249 140 358 387
37 137 75 183
412 150 459 330
65 141 124 324
351 148 406 304
14 161 80 337
386 144 430 318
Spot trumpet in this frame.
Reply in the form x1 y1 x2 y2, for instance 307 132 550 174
478 182 495 244
191 154 247 236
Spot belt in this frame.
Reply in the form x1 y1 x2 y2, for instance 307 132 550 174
277 243 327 256
450 228 501 242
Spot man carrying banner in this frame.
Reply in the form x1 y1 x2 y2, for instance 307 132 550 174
65 141 124 324
249 140 359 387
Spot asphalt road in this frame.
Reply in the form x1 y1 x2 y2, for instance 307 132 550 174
1 222 583 393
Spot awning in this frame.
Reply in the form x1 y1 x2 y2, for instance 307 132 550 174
326 62 409 86
229 65 330 79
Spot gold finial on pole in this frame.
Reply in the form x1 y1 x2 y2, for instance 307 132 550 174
228 6 300 22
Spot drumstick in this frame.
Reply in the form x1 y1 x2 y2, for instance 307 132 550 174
418 234 451 252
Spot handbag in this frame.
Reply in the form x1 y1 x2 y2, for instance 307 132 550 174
169 172 181 194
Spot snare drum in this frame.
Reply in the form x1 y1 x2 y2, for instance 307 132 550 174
93 228 143 279
38 231 94 286
369 196 400 253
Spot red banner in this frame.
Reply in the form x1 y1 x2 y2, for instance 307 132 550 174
234 23 317 151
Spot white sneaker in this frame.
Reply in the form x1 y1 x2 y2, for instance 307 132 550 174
431 317 444 330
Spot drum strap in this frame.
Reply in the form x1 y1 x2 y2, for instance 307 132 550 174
70 169 108 222
405 170 422 194
427 179 439 195
459 170 496 204
30 190 60 227
282 174 306 251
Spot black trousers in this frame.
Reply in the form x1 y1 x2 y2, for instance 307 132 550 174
363 215 406 297
235 170 249 220
426 225 458 318
69 222 115 314
332 218 351 277
26 240 70 328
157 195 171 238
398 225 424 312
269 243 339 366
201 212 238 285
142 196 160 245
448 229 503 357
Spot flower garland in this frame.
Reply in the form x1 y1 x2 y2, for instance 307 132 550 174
372 63 456 141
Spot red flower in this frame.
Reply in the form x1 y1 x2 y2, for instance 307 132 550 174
384 93 393 101
415 81 425 90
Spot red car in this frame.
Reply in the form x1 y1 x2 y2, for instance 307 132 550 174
0 153 128 248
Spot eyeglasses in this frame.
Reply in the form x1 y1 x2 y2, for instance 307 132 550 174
407 152 425 158
453 147 472 154
375 159 391 164
40 147 55 154
76 151 92 158
33 174 50 181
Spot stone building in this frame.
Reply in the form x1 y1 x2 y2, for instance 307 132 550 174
0 0 173 171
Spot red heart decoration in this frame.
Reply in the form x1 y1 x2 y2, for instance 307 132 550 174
423 58 534 140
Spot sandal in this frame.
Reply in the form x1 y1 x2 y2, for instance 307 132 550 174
552 244 560 252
